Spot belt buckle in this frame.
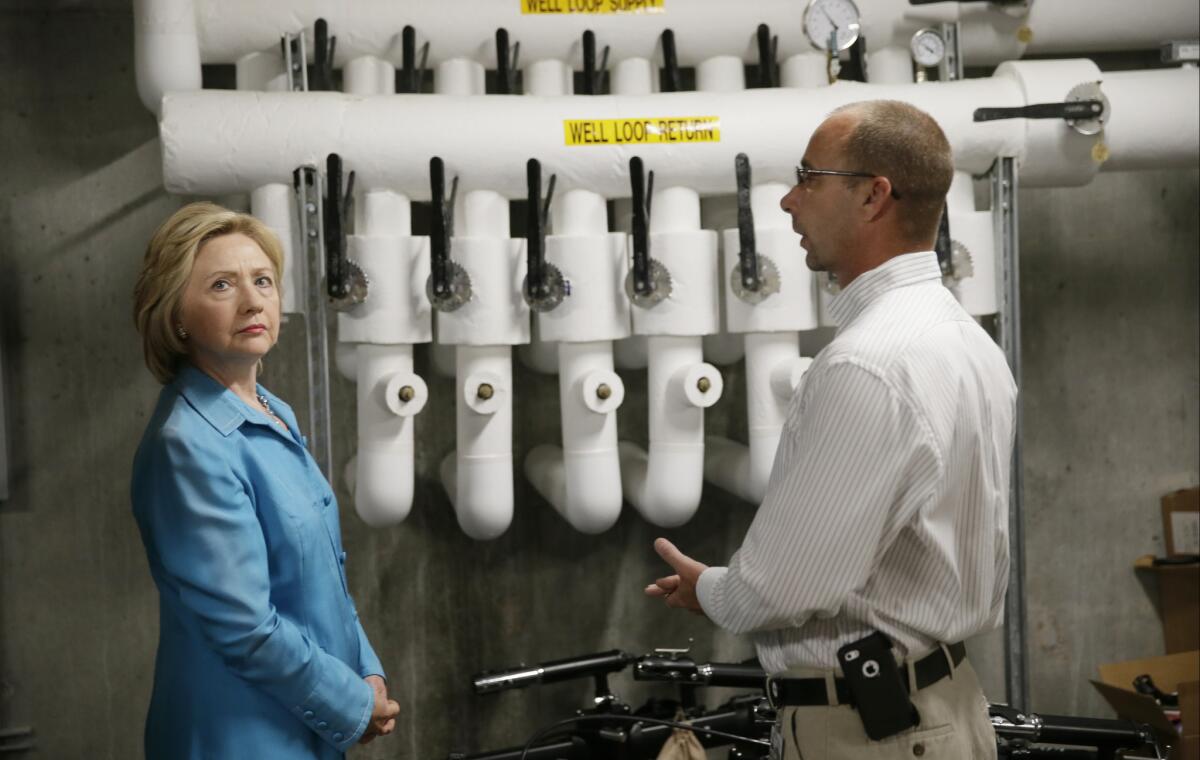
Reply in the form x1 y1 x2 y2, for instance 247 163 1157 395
766 675 782 710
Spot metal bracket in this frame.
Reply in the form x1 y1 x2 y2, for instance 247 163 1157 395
939 22 963 82
0 725 35 754
292 165 335 482
281 29 309 92
992 156 1029 713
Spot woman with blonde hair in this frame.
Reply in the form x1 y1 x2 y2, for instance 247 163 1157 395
130 202 398 759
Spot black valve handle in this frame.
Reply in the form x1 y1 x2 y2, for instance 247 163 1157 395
495 28 521 95
524 158 557 301
323 154 355 299
934 204 952 276
756 23 779 87
429 156 458 299
629 156 655 297
581 30 610 95
973 100 1105 123
400 25 430 94
312 18 337 92
734 153 760 292
660 29 681 93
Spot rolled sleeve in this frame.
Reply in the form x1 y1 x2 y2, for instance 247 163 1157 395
137 427 374 751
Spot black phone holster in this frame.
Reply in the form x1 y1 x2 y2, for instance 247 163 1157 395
837 631 921 741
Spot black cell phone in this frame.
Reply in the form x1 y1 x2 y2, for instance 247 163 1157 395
837 632 921 741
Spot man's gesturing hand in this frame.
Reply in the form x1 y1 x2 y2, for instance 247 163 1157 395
644 538 708 616
359 675 399 744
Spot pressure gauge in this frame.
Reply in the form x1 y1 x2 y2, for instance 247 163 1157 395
910 28 946 68
804 0 862 53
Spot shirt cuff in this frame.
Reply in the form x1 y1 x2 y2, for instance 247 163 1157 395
290 659 375 752
696 566 728 620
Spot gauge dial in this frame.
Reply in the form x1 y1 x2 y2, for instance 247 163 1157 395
910 28 946 68
803 0 862 53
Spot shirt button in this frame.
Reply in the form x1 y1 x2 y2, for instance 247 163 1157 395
912 741 925 756
318 721 328 730
339 551 347 565
303 711 314 720
333 732 344 742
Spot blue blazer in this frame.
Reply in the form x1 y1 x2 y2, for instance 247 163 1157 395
131 364 384 759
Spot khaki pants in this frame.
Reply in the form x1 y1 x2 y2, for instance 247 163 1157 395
777 656 997 760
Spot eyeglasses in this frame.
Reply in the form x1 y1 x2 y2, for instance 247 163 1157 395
795 166 901 199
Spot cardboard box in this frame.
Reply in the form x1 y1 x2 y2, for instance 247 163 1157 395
1163 487 1200 557
1135 555 1200 654
1093 650 1200 759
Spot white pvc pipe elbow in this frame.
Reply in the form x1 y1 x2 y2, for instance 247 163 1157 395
621 336 723 527
525 341 625 534
134 0 202 116
704 332 808 504
443 346 515 540
350 345 427 527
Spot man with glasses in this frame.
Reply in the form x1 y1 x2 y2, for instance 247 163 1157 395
646 100 1016 759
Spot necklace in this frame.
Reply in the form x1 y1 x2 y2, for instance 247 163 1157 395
256 393 286 429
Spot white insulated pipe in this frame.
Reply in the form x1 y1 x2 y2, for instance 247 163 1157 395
704 182 814 505
609 56 656 372
161 62 1200 199
336 190 431 526
525 189 629 534
945 171 998 318
706 333 811 505
134 0 202 115
619 186 723 526
696 54 747 369
174 0 1198 68
517 58 574 377
438 190 529 540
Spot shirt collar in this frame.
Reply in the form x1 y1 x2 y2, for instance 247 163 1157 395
828 251 942 327
174 363 248 436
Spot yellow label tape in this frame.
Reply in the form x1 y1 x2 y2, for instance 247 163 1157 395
522 0 664 14
564 117 721 146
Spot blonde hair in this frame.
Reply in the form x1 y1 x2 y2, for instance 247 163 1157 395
830 100 954 245
133 202 285 384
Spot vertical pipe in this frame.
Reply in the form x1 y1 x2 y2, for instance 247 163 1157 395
133 0 202 115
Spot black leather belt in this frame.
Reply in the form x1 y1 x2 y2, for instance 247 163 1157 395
767 642 966 708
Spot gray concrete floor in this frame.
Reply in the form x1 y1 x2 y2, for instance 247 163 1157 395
1 6 1197 759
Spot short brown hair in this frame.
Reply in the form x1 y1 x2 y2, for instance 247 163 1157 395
133 202 285 384
831 100 953 244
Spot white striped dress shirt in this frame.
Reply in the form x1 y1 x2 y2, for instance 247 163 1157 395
697 251 1017 673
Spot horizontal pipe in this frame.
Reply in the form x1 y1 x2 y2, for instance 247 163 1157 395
162 76 1033 196
182 0 1198 67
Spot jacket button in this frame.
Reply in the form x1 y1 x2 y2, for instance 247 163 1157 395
333 732 344 742
303 711 314 721
912 741 925 756
318 721 328 730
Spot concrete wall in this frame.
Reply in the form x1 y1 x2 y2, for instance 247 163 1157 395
0 5 1195 758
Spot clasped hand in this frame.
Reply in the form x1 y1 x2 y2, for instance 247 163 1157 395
359 675 400 744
